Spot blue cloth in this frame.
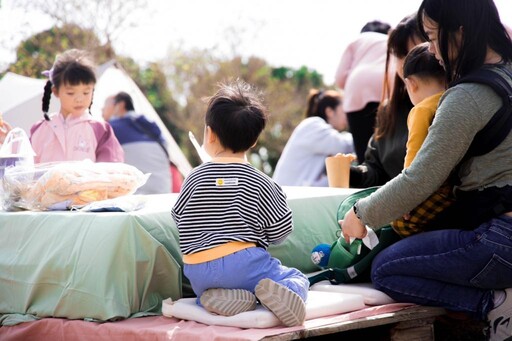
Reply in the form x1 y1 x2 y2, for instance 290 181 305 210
109 113 165 145
371 215 512 319
184 247 309 305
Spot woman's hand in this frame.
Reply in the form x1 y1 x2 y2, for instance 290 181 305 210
338 207 367 244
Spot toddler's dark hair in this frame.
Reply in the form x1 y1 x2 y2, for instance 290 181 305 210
205 79 268 153
403 42 445 82
42 49 97 120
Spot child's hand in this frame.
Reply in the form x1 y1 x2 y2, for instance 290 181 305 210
0 117 12 144
338 207 367 244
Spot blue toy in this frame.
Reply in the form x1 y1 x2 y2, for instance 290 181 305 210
310 243 331 269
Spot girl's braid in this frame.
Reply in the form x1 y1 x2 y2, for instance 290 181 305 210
42 80 52 121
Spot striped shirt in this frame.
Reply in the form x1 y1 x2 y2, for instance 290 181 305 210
171 162 293 255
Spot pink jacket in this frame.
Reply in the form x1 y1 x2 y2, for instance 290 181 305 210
335 32 388 113
30 112 124 163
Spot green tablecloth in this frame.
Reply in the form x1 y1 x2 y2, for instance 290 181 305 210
0 187 357 324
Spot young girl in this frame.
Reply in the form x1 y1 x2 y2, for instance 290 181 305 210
30 49 124 163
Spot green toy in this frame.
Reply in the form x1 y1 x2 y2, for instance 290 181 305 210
308 186 401 285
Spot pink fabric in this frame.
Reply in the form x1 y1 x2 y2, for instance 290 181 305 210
30 112 124 163
0 303 415 341
334 32 388 113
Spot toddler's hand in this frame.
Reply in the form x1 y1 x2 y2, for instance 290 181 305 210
0 116 12 144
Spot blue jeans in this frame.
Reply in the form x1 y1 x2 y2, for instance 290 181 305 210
184 246 309 306
371 215 512 319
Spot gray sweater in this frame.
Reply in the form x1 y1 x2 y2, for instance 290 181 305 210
358 64 512 228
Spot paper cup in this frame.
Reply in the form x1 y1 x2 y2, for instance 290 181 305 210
325 153 355 188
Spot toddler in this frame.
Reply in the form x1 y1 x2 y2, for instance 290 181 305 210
172 79 309 327
391 42 453 236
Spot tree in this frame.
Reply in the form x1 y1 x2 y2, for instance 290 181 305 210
117 56 183 146
6 24 108 77
10 0 148 54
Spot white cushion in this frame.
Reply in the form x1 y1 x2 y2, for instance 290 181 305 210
162 290 365 329
310 280 395 305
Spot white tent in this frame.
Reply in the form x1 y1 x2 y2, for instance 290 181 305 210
0 72 60 131
0 61 192 176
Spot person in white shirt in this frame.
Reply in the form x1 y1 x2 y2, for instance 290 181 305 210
273 89 354 187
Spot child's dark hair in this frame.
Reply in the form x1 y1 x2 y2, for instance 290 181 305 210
205 79 268 153
42 49 97 120
113 91 135 111
403 42 445 82
305 89 342 121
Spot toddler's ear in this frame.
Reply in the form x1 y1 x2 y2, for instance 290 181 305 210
404 77 419 93
206 126 216 143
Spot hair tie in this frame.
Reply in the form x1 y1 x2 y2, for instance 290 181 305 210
316 90 325 102
41 68 54 83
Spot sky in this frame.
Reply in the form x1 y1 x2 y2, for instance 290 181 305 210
1 0 511 85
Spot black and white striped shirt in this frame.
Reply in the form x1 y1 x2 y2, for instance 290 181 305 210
172 162 293 255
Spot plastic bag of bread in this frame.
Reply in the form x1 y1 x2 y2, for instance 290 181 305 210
2 160 149 211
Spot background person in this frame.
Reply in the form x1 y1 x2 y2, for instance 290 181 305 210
272 89 354 187
102 91 172 195
334 20 391 164
349 13 425 188
30 49 123 163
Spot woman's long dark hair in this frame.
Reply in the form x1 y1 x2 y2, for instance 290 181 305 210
417 0 512 84
374 13 425 140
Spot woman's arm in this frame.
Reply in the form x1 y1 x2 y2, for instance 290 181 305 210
350 121 408 188
349 136 391 187
355 84 495 228
303 117 355 155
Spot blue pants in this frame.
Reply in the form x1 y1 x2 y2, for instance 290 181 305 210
371 214 512 319
184 246 310 306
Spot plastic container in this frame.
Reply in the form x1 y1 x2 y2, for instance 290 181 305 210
0 128 35 178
